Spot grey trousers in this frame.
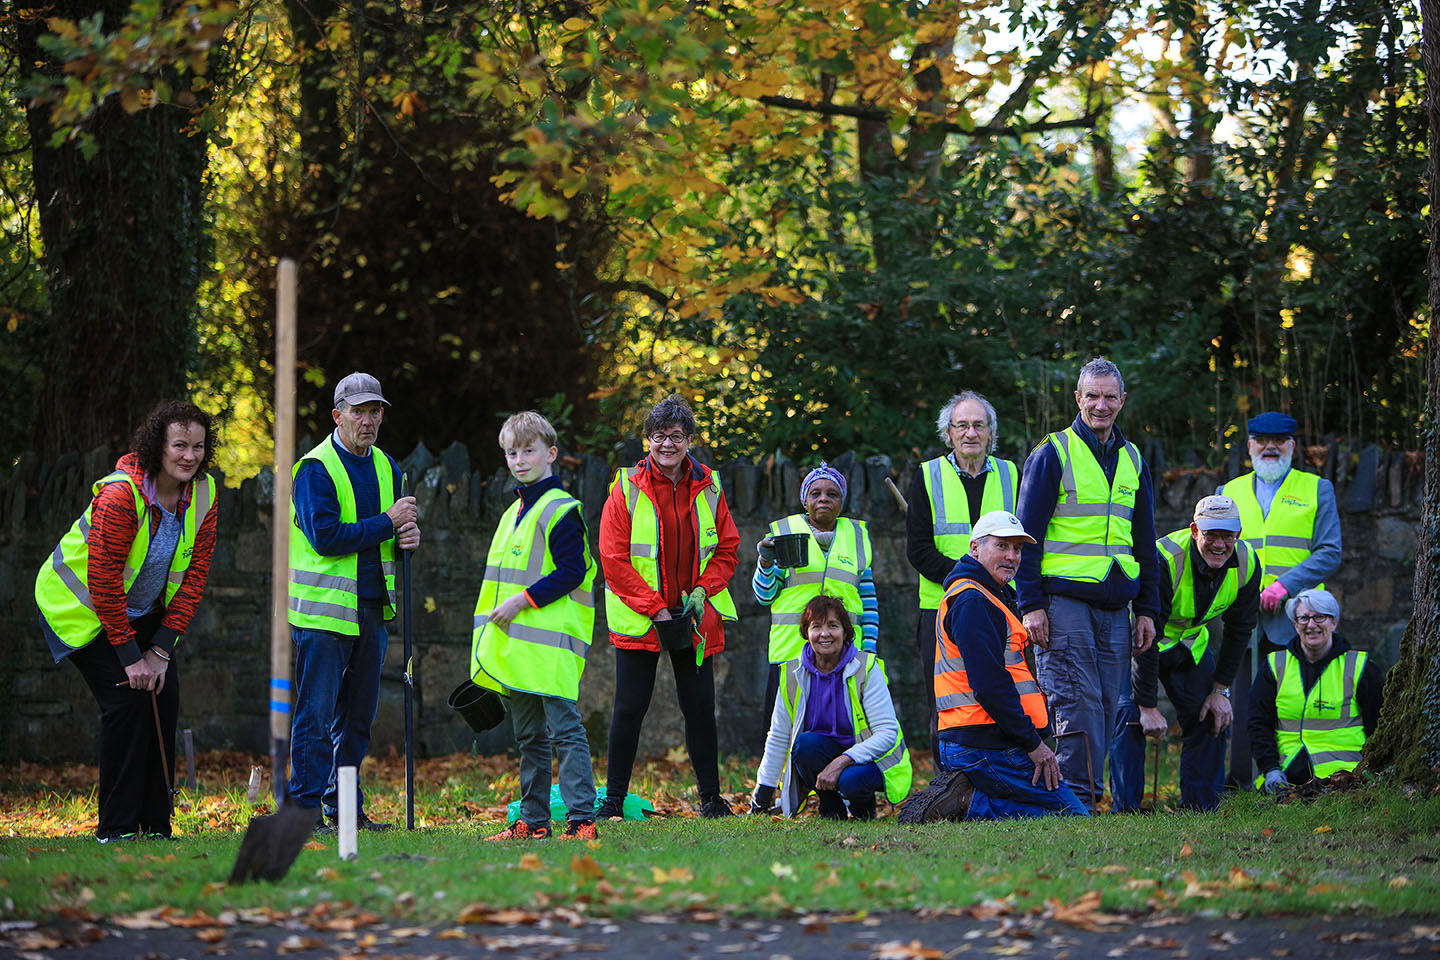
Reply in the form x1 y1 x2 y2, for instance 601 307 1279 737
1033 594 1132 811
508 690 597 825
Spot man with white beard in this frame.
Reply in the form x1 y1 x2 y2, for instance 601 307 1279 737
1217 411 1341 788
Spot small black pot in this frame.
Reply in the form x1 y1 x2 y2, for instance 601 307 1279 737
772 532 810 567
447 679 506 733
653 609 696 651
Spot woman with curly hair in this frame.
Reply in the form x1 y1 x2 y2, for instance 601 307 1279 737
35 400 220 842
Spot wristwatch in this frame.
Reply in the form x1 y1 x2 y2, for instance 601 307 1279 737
1212 686 1231 698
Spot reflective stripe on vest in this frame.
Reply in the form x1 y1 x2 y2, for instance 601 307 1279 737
1222 469 1322 591
35 470 215 649
776 651 912 813
287 438 397 635
1266 649 1367 783
471 488 596 701
1155 530 1256 665
765 515 869 664
1039 429 1141 583
934 578 1049 732
602 465 738 641
917 456 1018 609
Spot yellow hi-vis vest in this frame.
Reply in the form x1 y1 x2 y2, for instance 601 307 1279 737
1039 428 1142 583
764 514 870 664
777 651 912 815
35 469 216 649
1155 529 1257 665
603 465 737 640
287 437 397 635
1257 648 1368 787
471 487 596 701
916 456 1018 609
1221 469 1324 592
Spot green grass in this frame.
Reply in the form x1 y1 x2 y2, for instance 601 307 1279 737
2 787 1437 924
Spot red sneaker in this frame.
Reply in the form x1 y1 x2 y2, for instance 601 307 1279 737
484 820 551 841
560 819 598 841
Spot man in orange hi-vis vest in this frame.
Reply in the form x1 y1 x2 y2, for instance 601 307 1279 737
901 511 1088 822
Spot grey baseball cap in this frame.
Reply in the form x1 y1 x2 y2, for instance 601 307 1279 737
334 372 389 407
1193 495 1242 533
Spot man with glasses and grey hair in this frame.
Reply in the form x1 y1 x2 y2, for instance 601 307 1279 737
1015 358 1161 811
905 391 1019 744
1218 411 1341 787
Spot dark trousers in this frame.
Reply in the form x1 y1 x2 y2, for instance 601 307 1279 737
915 609 939 749
764 663 782 727
790 732 885 817
68 611 178 839
1111 646 1228 812
606 647 719 799
1227 634 1287 790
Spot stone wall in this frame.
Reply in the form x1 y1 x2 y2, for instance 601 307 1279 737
0 437 1420 765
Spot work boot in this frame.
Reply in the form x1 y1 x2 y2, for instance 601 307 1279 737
897 770 973 824
817 791 847 820
847 793 878 821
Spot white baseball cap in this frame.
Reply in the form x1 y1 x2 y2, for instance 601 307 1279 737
971 511 1036 544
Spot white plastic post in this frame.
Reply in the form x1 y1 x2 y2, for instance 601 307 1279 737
246 766 263 804
337 766 358 861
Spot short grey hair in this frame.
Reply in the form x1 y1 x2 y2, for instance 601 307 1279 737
1077 357 1125 394
642 393 697 439
1286 588 1341 624
935 390 999 453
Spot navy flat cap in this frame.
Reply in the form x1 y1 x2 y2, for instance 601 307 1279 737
1247 411 1297 436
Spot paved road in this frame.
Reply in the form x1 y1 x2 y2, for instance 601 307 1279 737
5 911 1438 959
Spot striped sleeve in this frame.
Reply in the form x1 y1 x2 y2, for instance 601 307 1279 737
858 566 879 653
752 561 786 605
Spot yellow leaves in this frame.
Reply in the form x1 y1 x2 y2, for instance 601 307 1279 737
651 865 694 884
391 89 426 118
1313 824 1333 834
1389 875 1410 888
571 855 604 882
1046 890 1126 931
457 904 541 925
518 852 543 870
561 16 590 32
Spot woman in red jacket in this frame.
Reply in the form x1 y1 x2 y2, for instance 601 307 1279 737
35 401 219 842
598 395 740 819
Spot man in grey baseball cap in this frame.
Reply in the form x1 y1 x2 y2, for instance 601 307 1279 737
287 371 419 831
1110 495 1262 812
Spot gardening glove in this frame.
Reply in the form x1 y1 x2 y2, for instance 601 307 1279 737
1260 581 1289 613
681 586 708 620
1262 768 1291 795
750 784 776 815
757 537 776 566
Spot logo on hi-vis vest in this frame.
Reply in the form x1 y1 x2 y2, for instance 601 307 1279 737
836 555 855 567
510 546 525 558
705 527 716 539
1115 483 1136 498
182 546 193 560
1280 496 1310 508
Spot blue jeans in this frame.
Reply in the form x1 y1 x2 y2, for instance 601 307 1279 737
1033 595 1131 810
1111 645 1228 812
791 732 885 815
508 690 597 826
288 605 388 817
937 740 1088 819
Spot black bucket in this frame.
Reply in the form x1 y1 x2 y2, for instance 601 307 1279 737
447 679 506 733
653 610 695 651
772 532 810 567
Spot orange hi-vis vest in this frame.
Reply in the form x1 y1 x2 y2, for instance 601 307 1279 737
935 578 1049 733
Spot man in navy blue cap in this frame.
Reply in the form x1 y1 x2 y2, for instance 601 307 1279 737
1217 410 1341 787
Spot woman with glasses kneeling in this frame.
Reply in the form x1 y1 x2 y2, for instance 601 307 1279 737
750 596 911 820
598 394 741 819
1247 588 1385 794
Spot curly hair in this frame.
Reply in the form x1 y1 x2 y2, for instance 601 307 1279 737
642 393 697 440
132 400 218 479
798 594 855 647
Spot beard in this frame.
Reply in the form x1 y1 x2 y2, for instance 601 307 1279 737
1253 451 1292 483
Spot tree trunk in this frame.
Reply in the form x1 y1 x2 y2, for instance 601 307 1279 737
17 0 211 459
1362 0 1440 792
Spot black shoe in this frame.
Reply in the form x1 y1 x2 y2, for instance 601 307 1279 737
96 832 138 845
847 794 878 821
699 795 735 818
313 819 337 836
897 770 973 824
596 795 626 821
817 792 847 820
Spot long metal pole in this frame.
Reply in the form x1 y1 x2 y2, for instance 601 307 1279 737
402 478 415 829
270 259 298 809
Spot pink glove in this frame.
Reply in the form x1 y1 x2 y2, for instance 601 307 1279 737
1260 581 1288 613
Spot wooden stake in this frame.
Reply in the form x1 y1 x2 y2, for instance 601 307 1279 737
271 259 298 807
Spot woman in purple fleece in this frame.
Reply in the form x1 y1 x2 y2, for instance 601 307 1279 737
750 596 911 819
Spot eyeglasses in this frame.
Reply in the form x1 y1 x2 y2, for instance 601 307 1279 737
1294 614 1333 625
649 431 689 446
1198 530 1238 543
948 421 989 434
1249 435 1291 449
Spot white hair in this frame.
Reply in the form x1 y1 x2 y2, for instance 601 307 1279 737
1077 357 1124 394
935 390 999 452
